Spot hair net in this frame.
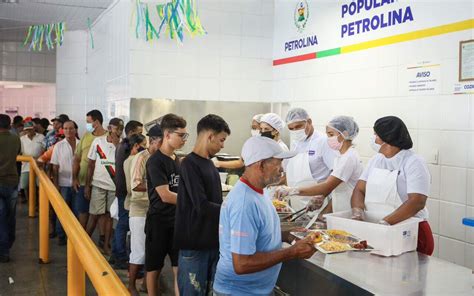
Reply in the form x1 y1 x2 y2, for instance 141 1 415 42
260 113 285 133
285 108 310 124
252 114 264 123
327 116 359 140
374 116 413 149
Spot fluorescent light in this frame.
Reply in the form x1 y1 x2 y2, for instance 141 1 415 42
4 84 24 89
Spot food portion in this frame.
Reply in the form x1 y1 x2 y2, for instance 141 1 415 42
325 229 351 237
310 231 323 244
272 199 291 213
319 241 351 253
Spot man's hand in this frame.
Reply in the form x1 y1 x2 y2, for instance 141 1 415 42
72 178 80 192
290 235 317 259
84 185 92 200
275 186 299 200
306 196 325 211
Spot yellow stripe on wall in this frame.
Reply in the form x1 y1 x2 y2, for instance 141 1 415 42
341 19 474 54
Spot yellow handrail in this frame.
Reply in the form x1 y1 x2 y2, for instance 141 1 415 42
17 155 129 295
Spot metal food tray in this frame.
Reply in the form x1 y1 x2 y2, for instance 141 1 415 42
289 230 373 254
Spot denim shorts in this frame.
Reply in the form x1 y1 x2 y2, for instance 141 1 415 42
75 186 90 214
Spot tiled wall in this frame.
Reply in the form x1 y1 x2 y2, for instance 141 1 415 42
129 0 274 102
272 24 474 268
0 41 55 83
0 85 56 119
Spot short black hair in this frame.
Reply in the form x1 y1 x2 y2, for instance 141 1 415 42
32 118 41 125
197 114 231 135
63 120 78 130
13 115 23 125
160 113 186 132
125 120 143 136
40 118 50 129
86 109 103 124
0 114 11 129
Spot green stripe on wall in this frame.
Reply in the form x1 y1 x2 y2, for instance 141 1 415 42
316 48 341 58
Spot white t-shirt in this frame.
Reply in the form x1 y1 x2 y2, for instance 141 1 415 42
50 139 75 187
87 136 116 191
291 131 337 182
331 147 363 189
360 149 430 219
20 133 45 173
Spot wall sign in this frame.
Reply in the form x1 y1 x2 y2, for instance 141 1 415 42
459 39 474 82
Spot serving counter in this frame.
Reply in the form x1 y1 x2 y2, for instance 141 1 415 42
276 243 473 295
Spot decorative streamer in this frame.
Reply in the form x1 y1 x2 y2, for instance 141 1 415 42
87 18 94 49
23 22 65 51
134 0 206 43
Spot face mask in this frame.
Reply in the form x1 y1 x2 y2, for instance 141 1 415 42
86 123 95 133
327 136 343 151
137 146 146 153
289 128 307 143
370 134 382 153
261 131 275 140
251 129 260 137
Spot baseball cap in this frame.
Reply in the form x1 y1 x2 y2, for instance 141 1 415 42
147 124 163 138
241 136 297 166
51 114 70 124
23 121 35 130
109 118 124 127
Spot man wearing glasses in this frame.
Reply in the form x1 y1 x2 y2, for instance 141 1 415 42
145 113 188 296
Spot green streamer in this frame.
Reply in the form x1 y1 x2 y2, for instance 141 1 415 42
87 18 94 49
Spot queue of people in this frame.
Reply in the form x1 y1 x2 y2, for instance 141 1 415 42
0 106 434 295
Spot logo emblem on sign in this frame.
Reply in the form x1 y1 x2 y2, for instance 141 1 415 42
294 0 309 33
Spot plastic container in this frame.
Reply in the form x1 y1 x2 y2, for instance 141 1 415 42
325 210 421 257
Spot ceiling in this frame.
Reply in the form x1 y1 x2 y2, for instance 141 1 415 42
0 0 114 41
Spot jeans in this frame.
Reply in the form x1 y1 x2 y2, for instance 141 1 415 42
0 185 18 256
56 187 77 240
178 249 219 296
112 195 129 261
75 186 90 215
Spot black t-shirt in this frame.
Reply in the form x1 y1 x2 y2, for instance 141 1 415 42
174 152 222 250
114 141 130 199
146 150 180 224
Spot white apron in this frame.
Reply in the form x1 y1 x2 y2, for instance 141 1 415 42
364 168 403 222
331 182 353 213
285 152 320 212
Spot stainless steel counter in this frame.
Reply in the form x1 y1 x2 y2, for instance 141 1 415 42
277 243 473 295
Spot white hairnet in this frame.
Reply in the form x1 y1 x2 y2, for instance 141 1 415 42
327 115 359 140
260 113 285 133
285 108 310 124
252 114 264 123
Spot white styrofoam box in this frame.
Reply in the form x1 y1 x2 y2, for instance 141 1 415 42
325 211 421 257
198 55 220 79
438 236 465 266
427 164 440 198
440 166 467 204
432 234 439 258
439 201 466 241
198 78 220 101
465 243 474 270
426 198 440 235
219 35 241 57
439 131 470 167
466 207 474 245
220 12 242 36
468 170 474 207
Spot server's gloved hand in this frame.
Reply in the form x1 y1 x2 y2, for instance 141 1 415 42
351 207 365 221
306 196 325 211
378 219 390 226
275 186 299 200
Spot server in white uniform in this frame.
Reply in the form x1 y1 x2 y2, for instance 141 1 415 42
277 116 363 215
351 116 434 256
259 113 289 151
281 108 338 211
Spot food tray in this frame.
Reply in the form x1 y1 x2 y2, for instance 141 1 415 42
290 230 373 254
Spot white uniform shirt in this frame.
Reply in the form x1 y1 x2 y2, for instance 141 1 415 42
87 136 116 191
331 147 363 189
360 149 430 219
50 139 75 187
291 131 337 182
278 139 289 151
20 133 45 173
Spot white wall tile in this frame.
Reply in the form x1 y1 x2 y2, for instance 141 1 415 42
438 236 465 266
465 207 474 244
440 166 467 204
467 170 474 207
427 164 440 199
439 201 466 241
465 243 474 270
439 131 470 167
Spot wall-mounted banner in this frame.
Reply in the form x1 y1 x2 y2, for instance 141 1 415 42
402 61 440 96
273 0 473 65
453 82 474 95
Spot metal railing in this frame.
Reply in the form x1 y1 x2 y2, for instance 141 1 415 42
17 155 129 295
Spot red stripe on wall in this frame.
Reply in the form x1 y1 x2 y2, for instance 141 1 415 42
272 52 316 66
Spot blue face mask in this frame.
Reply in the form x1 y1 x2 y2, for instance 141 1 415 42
86 123 95 133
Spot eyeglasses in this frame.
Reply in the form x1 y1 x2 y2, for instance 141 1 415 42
173 131 189 141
